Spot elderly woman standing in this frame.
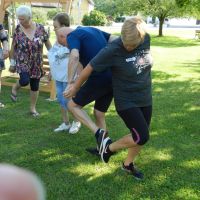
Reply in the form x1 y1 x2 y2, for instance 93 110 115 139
10 5 52 116
0 24 9 108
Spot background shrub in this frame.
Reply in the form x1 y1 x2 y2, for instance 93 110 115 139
82 10 107 26
32 8 47 24
47 9 58 20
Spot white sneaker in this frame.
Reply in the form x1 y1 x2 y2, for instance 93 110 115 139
54 123 71 132
69 121 81 134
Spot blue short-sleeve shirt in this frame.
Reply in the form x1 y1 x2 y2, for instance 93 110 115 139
67 26 111 82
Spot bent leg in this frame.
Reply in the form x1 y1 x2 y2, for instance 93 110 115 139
124 145 142 166
93 109 106 130
94 89 113 130
108 107 151 163
68 99 98 133
12 72 30 96
56 81 70 124
30 78 40 113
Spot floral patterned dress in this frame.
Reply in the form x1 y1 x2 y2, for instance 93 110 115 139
0 24 8 70
13 23 49 79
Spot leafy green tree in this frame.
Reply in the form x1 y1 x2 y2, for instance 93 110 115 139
94 0 200 36
176 0 200 17
114 0 183 36
93 0 120 18
47 9 58 20
32 8 47 25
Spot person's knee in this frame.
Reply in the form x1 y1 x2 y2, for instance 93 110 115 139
68 100 81 112
30 85 39 91
138 132 150 145
131 128 150 146
30 79 40 91
61 98 68 110
93 109 105 120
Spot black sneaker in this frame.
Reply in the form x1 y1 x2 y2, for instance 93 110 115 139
101 137 113 163
122 162 144 180
86 147 100 157
96 129 108 154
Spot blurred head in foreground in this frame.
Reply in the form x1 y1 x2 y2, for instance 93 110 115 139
0 164 45 200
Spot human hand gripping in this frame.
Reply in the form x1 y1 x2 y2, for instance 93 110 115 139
63 83 78 98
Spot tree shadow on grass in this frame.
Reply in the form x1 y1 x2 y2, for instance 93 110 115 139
104 70 199 199
152 70 179 81
151 35 200 48
175 59 200 73
146 71 200 199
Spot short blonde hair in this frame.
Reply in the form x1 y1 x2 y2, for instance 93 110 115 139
121 16 147 48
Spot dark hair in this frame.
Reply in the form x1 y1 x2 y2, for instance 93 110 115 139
53 12 70 27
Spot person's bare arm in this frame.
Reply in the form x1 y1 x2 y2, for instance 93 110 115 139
68 49 80 83
2 40 9 59
9 40 15 59
0 28 9 59
9 41 16 73
76 62 83 76
63 64 93 98
45 39 52 50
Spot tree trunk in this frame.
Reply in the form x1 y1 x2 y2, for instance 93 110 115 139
158 16 165 37
11 2 16 37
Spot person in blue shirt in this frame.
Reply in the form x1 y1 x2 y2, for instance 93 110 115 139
57 26 116 152
64 17 153 180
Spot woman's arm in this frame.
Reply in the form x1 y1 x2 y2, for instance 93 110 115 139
9 40 17 72
45 39 52 50
9 39 15 60
63 64 93 98
0 26 9 59
2 40 9 59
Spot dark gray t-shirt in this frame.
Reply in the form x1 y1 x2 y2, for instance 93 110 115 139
90 34 153 111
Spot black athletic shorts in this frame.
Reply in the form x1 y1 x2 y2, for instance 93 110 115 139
72 77 113 113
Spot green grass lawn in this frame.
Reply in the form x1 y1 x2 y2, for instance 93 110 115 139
0 34 200 200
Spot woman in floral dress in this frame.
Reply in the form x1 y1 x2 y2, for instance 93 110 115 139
10 5 52 116
0 24 9 108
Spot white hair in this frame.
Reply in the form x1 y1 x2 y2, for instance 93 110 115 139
16 5 32 19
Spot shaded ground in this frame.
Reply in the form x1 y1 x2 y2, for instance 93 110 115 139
0 33 200 200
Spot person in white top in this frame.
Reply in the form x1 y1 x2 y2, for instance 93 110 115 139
48 13 81 134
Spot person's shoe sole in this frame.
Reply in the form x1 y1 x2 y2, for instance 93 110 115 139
100 137 111 163
69 130 78 134
98 130 107 154
54 128 70 132
69 128 79 134
54 130 68 133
